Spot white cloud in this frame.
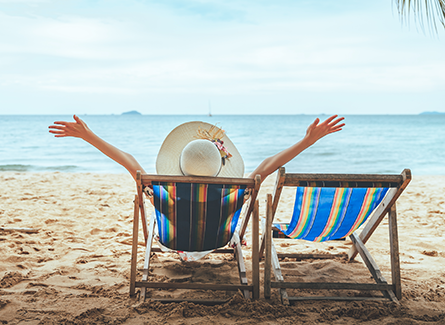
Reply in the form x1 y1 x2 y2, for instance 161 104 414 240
0 13 145 60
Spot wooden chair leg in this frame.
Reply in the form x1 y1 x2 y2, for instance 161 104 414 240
259 218 266 260
252 200 260 300
234 241 250 299
388 204 402 300
350 232 397 302
130 195 139 297
263 194 289 304
264 193 289 304
270 240 289 305
264 194 272 299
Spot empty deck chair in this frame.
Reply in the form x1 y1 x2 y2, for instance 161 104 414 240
130 171 261 304
263 167 411 304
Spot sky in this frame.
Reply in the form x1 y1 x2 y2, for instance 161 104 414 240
0 0 444 115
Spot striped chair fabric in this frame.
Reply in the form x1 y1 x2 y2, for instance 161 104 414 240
152 182 247 251
274 187 389 242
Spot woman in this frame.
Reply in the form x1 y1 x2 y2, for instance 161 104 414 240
48 115 345 181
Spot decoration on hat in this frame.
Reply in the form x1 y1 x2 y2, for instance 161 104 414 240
195 125 233 165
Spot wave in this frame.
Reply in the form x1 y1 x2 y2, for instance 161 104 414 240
312 152 337 157
0 164 80 172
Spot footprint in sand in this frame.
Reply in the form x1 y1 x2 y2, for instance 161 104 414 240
421 250 439 257
90 228 101 235
116 232 131 237
0 299 10 309
0 272 26 288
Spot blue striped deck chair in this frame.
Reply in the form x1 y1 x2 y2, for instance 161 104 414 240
130 172 261 304
263 167 411 304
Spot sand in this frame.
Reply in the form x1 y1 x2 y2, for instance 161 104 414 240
0 171 444 324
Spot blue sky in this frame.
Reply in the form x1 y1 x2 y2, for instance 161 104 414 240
1 0 444 115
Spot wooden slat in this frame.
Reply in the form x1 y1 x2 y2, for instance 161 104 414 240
150 248 234 255
259 218 266 261
350 232 394 301
252 200 260 300
271 239 289 305
271 282 394 291
135 282 254 291
143 213 156 280
276 253 348 260
136 171 148 243
213 248 234 254
388 204 402 300
288 296 388 302
141 174 256 186
264 194 273 299
350 233 386 283
153 298 230 305
283 173 404 186
129 195 139 297
271 242 284 281
234 238 250 299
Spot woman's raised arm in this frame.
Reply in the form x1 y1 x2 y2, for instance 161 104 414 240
49 115 145 180
249 115 345 181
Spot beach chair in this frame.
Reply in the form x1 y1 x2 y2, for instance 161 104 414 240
130 171 261 304
263 167 411 304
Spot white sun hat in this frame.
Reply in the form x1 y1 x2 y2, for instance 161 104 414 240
156 121 244 178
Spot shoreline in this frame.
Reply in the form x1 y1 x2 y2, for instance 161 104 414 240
1 172 444 324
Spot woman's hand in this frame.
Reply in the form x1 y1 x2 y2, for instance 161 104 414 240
304 115 345 145
48 115 91 140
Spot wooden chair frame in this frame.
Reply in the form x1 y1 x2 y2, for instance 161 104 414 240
130 171 261 304
263 167 411 304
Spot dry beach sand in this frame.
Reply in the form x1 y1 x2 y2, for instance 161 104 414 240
0 172 444 324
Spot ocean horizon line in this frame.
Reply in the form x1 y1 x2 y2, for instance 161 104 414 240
1 112 445 116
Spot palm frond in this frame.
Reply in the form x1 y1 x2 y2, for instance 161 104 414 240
395 0 445 30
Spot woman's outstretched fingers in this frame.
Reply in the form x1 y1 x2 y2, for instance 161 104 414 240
49 125 67 137
323 115 338 125
329 116 345 126
325 116 345 132
52 121 69 126
328 121 345 134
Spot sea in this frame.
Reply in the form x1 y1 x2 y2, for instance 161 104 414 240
0 114 444 176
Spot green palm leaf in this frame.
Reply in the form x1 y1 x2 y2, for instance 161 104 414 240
395 0 445 29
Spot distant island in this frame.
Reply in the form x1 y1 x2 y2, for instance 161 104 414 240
419 111 445 115
121 110 142 115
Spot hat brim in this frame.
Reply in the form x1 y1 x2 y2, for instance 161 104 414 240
156 121 244 178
